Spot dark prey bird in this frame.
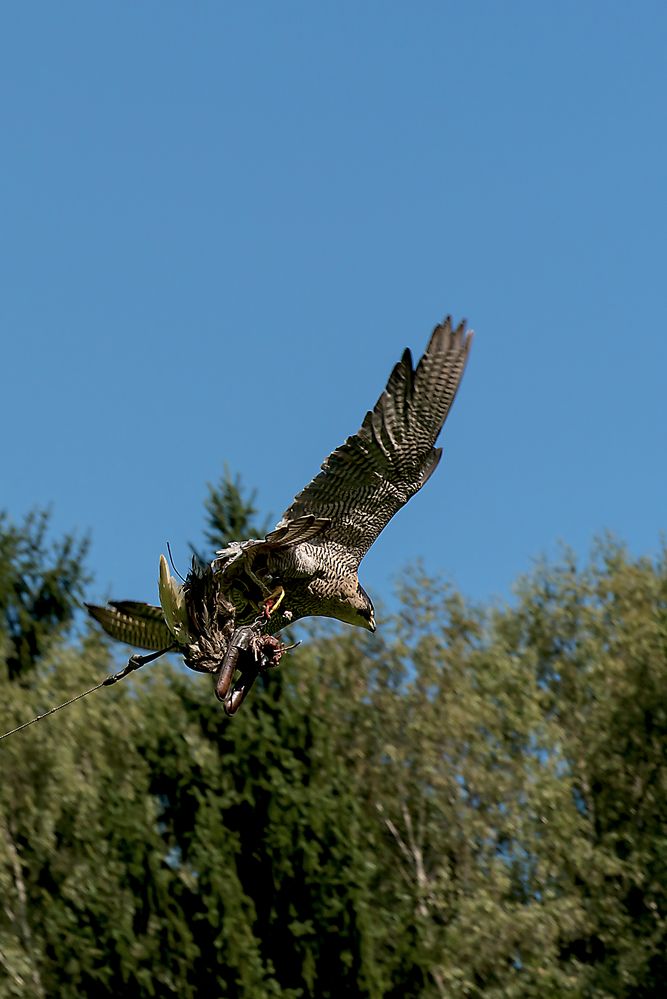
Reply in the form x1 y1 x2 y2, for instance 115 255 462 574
87 317 473 713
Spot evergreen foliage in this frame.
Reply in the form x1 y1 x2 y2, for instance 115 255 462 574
200 466 270 555
0 509 89 682
1 502 666 997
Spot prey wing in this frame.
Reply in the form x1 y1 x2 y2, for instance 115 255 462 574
86 600 173 651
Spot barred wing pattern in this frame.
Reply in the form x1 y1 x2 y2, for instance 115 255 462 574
212 514 331 575
276 317 472 571
85 600 173 651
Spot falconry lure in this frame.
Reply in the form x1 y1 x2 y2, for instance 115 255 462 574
86 317 472 713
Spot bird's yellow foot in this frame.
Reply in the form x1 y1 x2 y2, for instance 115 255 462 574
261 586 285 619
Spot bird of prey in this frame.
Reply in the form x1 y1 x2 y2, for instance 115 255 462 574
87 316 472 713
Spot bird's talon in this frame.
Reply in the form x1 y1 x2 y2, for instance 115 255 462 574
261 585 286 618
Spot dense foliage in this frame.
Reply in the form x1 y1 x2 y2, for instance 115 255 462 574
0 509 89 682
0 503 665 997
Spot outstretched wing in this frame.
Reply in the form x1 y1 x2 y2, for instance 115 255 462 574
213 513 331 574
276 317 472 570
86 600 173 651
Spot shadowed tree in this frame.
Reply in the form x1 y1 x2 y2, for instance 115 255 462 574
0 509 89 682
2 501 666 996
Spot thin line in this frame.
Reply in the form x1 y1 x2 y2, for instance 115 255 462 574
0 647 172 743
0 679 109 742
167 541 186 582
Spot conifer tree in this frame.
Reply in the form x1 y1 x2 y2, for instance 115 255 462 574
0 509 89 681
200 466 270 554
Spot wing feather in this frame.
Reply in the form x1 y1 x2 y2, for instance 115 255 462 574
86 601 173 651
276 317 472 568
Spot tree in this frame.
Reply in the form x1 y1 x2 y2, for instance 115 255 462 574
1 501 666 996
0 509 89 682
506 540 667 996
199 466 270 555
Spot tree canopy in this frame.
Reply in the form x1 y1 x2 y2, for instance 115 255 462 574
0 496 665 997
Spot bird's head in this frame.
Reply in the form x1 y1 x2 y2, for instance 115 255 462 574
328 578 376 633
353 582 376 632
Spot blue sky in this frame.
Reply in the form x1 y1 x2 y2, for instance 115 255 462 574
2 2 665 616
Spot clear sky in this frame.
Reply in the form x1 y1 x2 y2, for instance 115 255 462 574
2 2 666 616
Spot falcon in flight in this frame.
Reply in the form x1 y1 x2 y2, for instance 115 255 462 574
87 316 472 712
